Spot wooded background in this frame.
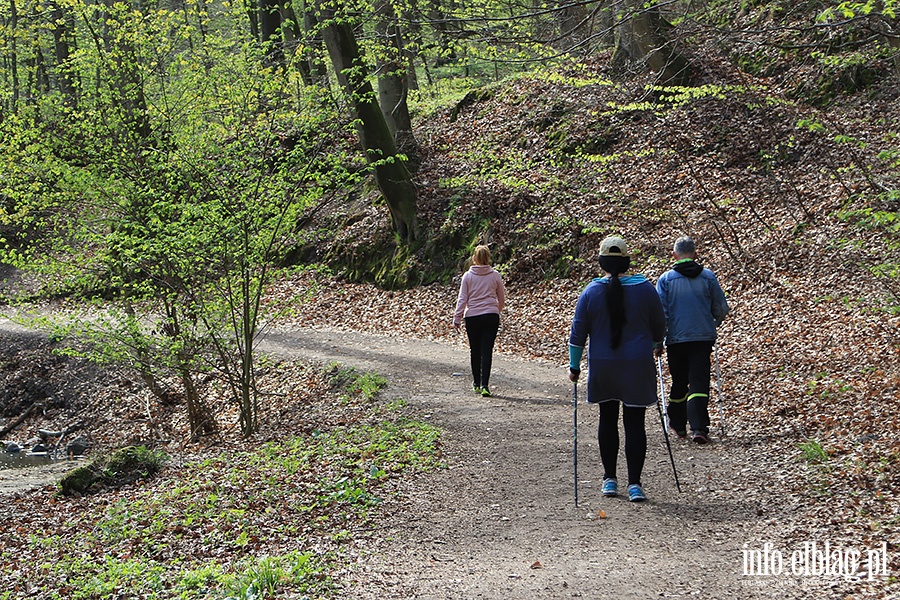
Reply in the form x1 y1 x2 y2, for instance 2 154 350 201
1 0 898 437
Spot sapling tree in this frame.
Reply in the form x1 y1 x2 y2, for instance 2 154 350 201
0 0 352 438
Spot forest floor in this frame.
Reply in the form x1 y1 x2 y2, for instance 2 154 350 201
257 325 859 600
2 276 896 598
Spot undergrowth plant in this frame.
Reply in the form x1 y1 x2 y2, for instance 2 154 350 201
800 439 830 464
29 417 441 598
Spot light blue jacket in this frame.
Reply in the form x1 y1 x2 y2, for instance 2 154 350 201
656 260 729 345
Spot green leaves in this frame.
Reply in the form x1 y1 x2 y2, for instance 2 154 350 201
26 416 439 597
819 1 898 20
0 0 362 436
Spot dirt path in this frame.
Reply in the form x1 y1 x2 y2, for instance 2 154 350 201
259 327 822 600
0 318 859 598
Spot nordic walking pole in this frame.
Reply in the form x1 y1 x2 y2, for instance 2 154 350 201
656 356 681 492
713 344 726 436
573 381 579 508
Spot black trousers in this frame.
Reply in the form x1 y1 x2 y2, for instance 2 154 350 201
464 313 500 388
597 401 647 486
666 340 714 434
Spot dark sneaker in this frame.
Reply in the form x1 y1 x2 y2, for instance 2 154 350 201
627 484 647 502
601 478 618 497
692 431 710 445
671 427 688 439
481 387 492 397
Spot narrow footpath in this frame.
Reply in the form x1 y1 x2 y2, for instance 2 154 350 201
260 327 824 600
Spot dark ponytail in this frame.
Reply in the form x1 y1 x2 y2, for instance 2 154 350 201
599 255 631 349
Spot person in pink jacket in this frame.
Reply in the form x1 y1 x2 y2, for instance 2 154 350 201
453 245 506 397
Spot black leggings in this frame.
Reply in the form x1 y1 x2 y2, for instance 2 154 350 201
464 313 500 388
597 401 647 486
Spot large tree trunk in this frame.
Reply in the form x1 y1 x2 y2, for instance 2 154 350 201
320 8 418 242
258 0 283 67
375 0 420 172
375 0 409 135
611 0 690 87
50 1 78 106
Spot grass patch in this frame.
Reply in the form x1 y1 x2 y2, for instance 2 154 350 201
16 413 441 598
327 364 388 403
799 438 830 464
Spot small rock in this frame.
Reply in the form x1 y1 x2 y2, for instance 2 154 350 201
66 437 91 457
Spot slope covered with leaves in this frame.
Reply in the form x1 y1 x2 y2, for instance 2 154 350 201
0 350 443 598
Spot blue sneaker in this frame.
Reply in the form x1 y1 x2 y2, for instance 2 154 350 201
601 478 618 497
628 484 647 502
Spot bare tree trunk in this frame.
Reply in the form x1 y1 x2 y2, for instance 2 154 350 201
320 7 418 242
50 1 78 106
258 0 283 67
375 0 420 172
611 0 690 86
375 0 408 135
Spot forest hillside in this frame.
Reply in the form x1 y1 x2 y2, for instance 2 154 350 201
275 6 900 590
284 44 900 561
0 0 898 597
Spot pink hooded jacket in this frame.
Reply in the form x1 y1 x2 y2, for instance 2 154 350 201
453 265 506 326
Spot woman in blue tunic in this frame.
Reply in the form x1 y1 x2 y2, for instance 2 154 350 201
568 236 666 502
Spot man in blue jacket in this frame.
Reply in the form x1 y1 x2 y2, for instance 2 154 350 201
656 237 729 444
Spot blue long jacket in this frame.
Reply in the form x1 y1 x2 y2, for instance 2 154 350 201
568 275 666 407
656 260 729 345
